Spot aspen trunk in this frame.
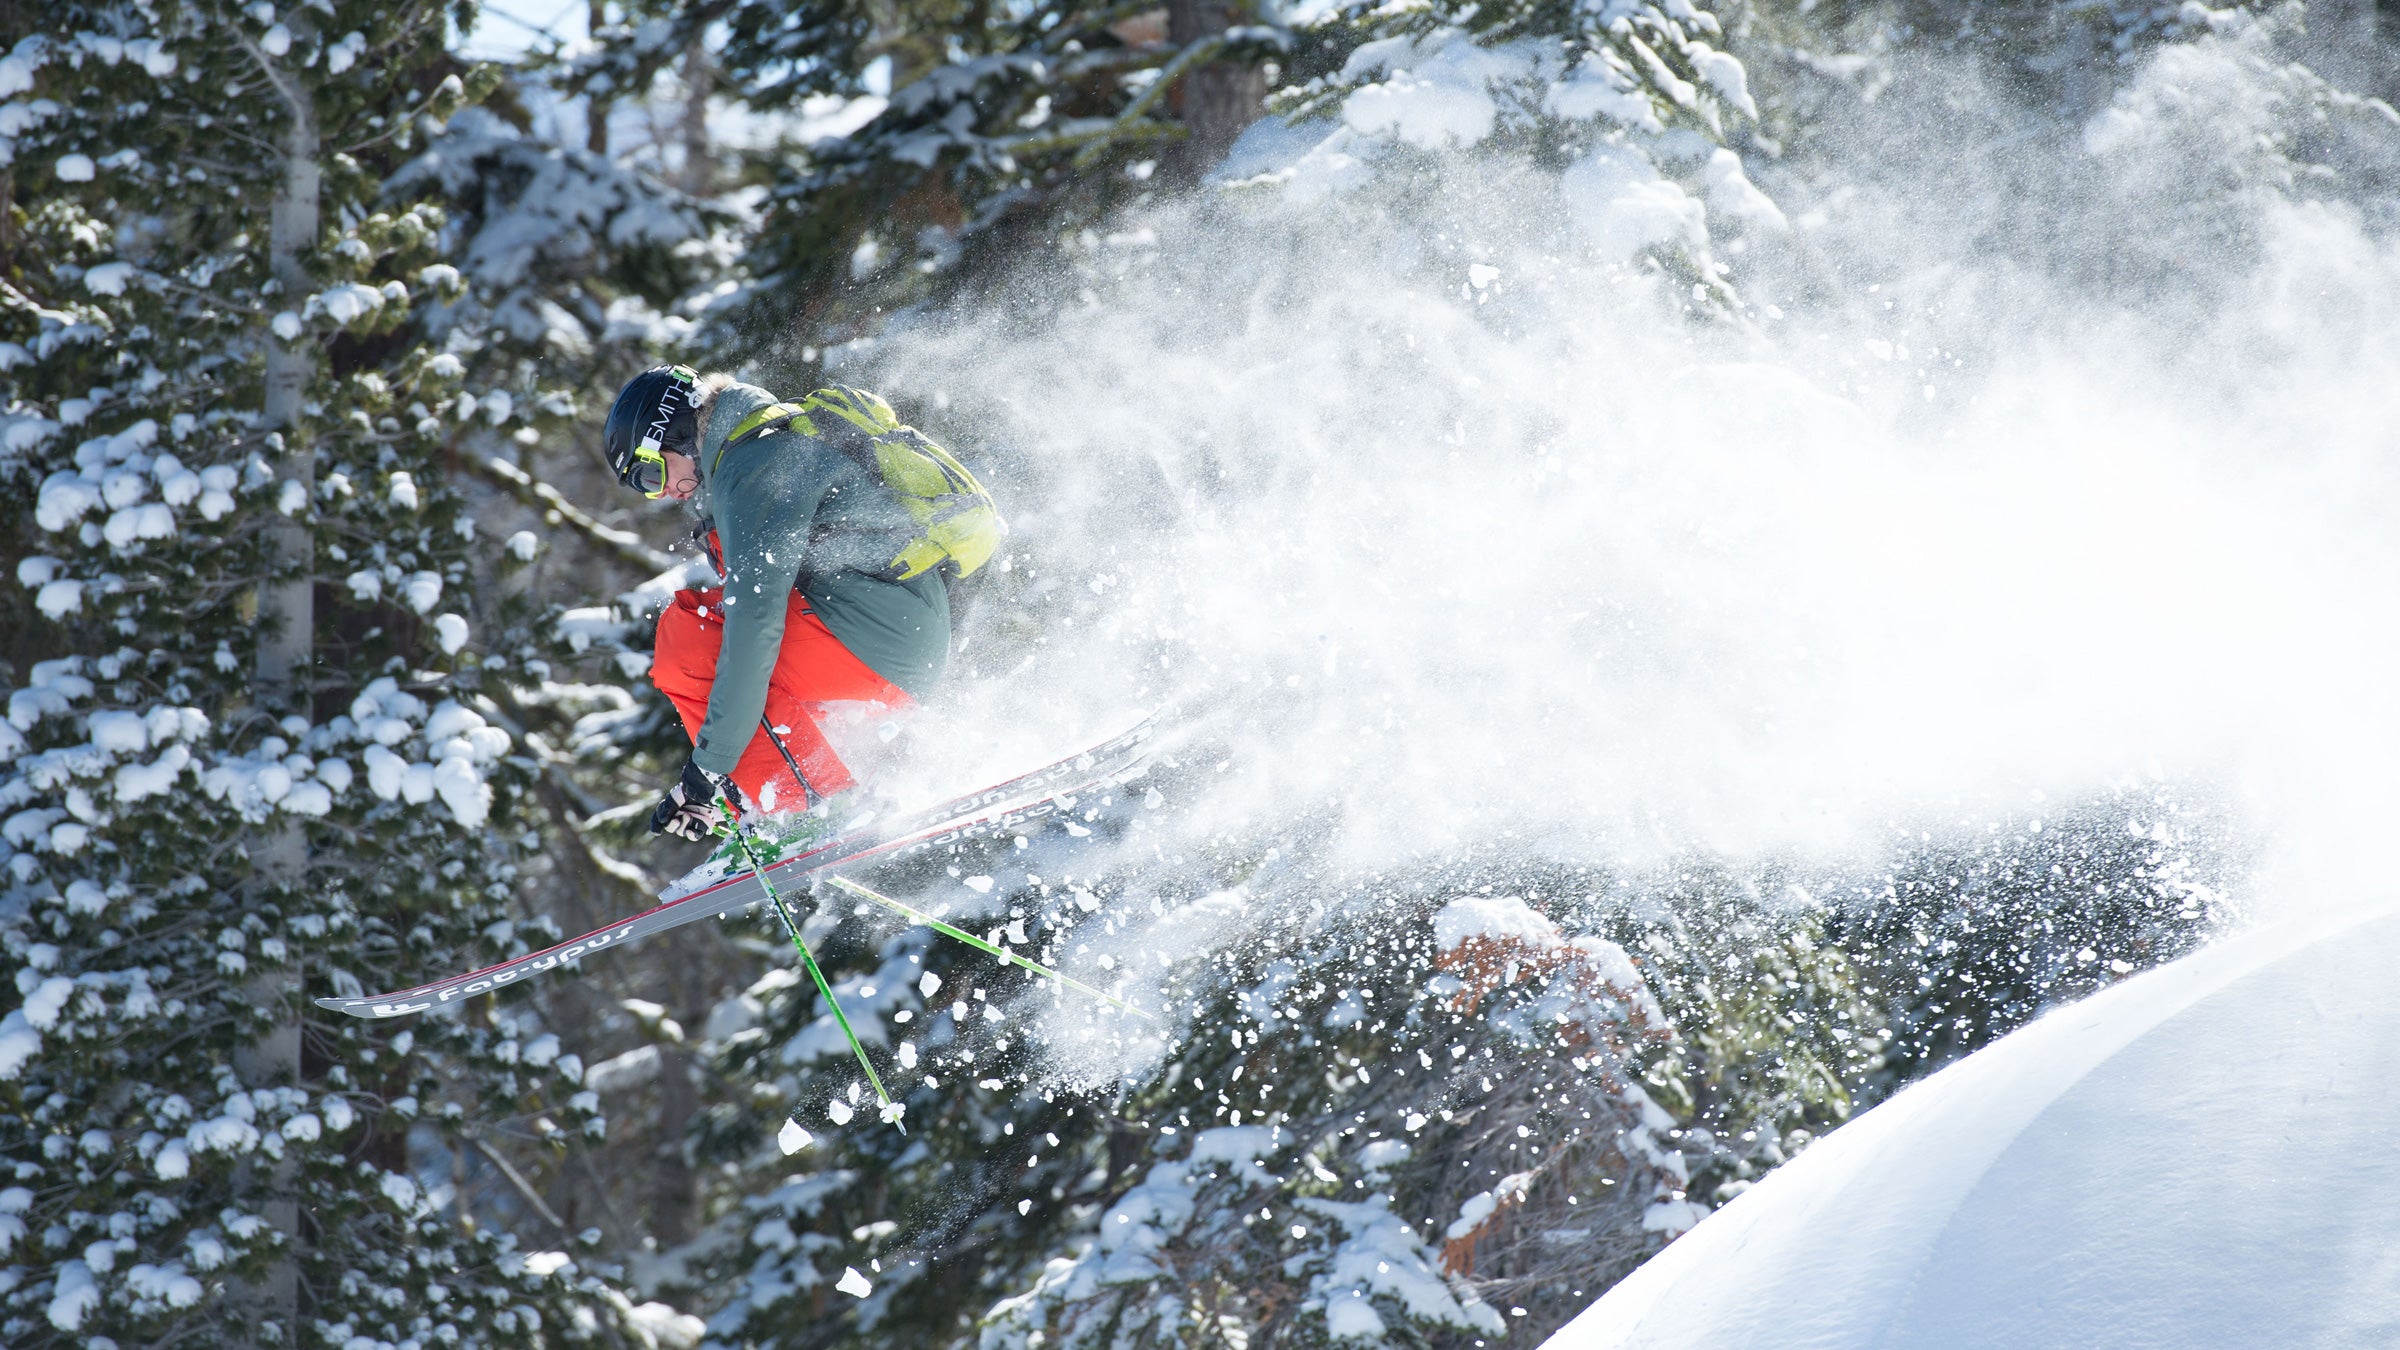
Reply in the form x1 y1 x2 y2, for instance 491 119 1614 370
588 0 613 153
239 55 320 1344
680 41 714 195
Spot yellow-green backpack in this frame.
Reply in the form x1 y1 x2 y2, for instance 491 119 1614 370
722 385 1004 583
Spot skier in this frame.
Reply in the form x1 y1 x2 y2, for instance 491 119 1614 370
599 365 1001 843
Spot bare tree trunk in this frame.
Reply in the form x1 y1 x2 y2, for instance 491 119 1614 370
679 41 714 196
239 38 320 1346
649 1043 702 1244
1166 0 1264 180
588 0 612 155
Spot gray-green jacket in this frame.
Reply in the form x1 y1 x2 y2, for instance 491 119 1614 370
687 382 950 777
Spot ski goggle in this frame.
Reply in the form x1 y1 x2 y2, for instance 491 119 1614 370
622 441 671 498
615 366 698 498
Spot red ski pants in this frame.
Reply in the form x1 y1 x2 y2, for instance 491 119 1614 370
651 587 912 814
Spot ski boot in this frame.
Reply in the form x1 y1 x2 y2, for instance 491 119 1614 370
704 788 864 873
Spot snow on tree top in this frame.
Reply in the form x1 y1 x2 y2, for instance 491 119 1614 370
1432 893 1563 950
1433 894 1669 1035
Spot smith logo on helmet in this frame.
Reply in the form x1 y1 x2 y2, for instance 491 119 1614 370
640 365 696 453
723 385 1005 583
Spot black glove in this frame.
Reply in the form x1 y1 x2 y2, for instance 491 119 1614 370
649 759 739 841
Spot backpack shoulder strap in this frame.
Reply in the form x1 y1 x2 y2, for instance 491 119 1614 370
719 393 885 479
720 401 818 464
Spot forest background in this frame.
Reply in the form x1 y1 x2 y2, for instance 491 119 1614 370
5 0 2398 1347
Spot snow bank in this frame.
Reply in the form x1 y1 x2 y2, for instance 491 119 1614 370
1545 903 2400 1350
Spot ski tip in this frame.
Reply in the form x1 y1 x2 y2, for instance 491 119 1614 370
315 995 430 1020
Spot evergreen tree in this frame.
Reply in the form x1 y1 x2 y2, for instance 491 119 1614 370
1833 785 2239 1093
0 5 646 1343
1280 0 1760 149
568 0 1290 364
344 49 771 1264
1736 0 2400 318
967 880 1694 1348
1608 863 1885 1205
662 800 1786 1349
1260 0 1782 307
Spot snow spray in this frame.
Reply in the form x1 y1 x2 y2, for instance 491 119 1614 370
840 33 2400 1063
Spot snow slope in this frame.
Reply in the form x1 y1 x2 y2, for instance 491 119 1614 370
1546 903 2400 1350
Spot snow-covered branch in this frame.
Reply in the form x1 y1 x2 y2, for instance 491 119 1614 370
466 453 677 573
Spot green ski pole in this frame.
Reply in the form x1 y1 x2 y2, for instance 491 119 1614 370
716 806 902 1130
828 876 1154 1020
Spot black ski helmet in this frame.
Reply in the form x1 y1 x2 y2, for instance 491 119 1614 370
603 365 699 494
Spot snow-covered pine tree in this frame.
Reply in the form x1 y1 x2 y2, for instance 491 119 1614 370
665 898 1111 1349
967 886 1696 1348
1278 0 1758 144
1750 0 2262 101
1596 861 1886 1206
0 7 648 1344
379 83 728 887
659 811 1754 1348
389 104 728 407
1832 787 2239 1093
653 777 2221 1345
1739 0 2400 319
377 91 753 1260
569 0 1291 363
1264 0 1785 306
1563 792 2240 1205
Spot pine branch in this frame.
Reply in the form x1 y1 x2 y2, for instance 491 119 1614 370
516 723 663 893
464 1130 572 1232
466 453 679 572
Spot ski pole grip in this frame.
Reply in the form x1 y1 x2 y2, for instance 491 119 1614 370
709 771 752 824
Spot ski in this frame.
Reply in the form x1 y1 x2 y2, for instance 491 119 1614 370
315 717 1157 1019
